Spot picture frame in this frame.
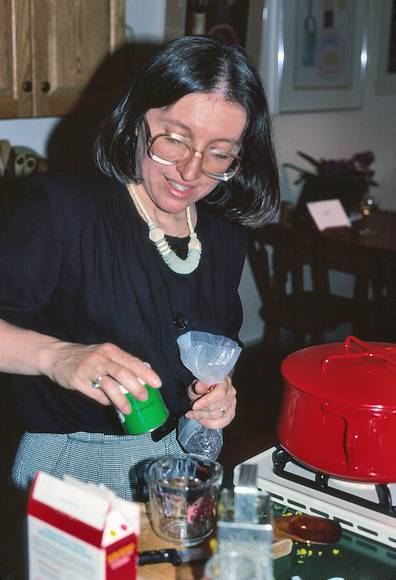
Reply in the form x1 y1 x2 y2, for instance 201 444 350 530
376 0 396 94
245 0 283 114
263 0 369 113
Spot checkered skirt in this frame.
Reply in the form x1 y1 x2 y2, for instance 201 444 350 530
11 430 183 500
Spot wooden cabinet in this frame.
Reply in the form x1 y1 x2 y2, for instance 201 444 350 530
0 0 125 119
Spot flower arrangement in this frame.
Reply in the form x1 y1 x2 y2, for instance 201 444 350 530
285 151 378 221
285 150 378 188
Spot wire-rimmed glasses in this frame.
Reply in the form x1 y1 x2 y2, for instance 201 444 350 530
144 118 241 182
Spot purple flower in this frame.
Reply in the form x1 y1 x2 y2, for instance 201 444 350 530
353 151 374 168
290 150 378 188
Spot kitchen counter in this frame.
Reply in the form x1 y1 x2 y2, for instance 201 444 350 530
236 447 396 579
274 529 396 579
272 503 396 580
4 496 394 579
138 503 292 579
138 503 202 579
138 502 396 579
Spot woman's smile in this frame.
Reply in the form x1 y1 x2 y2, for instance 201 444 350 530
166 178 194 196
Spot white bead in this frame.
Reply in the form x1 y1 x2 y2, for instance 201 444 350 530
188 239 202 251
148 226 165 243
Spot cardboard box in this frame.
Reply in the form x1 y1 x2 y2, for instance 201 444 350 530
28 471 139 580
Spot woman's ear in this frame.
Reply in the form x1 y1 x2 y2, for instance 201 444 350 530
134 121 145 183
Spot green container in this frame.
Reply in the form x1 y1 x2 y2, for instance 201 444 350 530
120 384 169 435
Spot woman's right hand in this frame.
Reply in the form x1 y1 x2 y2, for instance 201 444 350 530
40 340 162 414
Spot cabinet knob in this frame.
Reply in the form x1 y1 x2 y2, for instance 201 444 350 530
41 81 51 93
22 81 33 92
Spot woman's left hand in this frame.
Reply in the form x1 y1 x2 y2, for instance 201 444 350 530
185 375 236 429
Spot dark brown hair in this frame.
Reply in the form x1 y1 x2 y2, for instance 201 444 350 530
95 35 279 228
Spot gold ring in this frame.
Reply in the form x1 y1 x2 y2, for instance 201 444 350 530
91 375 103 389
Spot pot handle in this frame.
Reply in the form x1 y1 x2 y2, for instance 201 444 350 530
321 402 371 472
322 335 396 372
344 335 370 350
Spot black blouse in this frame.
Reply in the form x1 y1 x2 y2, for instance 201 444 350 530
0 172 247 434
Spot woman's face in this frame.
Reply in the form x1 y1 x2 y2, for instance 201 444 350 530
137 92 247 216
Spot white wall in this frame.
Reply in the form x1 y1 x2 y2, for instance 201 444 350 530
0 0 394 345
239 0 396 345
125 0 166 42
273 0 396 211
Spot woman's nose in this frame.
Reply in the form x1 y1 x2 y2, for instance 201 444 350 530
177 152 203 182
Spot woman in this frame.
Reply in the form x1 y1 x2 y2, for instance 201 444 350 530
0 36 279 500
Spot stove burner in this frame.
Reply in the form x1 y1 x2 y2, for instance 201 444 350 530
272 445 396 517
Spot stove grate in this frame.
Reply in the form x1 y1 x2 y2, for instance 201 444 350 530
272 445 396 517
236 447 396 549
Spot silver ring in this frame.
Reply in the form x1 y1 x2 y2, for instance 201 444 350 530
220 407 226 418
91 375 103 389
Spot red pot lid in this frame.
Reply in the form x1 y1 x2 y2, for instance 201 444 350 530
281 336 396 409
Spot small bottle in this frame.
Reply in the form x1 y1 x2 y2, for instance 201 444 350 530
190 0 208 35
316 8 344 76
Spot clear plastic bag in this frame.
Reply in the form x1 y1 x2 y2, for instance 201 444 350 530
177 331 242 460
177 415 223 460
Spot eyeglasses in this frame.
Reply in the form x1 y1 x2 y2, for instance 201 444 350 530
143 117 241 182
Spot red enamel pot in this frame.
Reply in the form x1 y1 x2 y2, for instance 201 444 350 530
278 336 396 483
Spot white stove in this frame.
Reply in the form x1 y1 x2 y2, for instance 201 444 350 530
235 447 396 549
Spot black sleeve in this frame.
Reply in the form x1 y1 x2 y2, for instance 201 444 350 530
0 179 63 326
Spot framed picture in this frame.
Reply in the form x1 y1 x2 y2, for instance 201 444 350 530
376 0 396 94
277 0 368 113
245 0 283 114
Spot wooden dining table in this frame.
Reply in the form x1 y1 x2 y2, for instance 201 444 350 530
320 209 396 266
284 207 396 342
319 209 396 341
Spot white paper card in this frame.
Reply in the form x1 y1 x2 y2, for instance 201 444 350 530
306 199 351 231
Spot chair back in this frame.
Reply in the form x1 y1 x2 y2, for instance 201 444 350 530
248 211 358 349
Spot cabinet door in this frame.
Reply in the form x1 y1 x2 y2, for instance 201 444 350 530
31 0 125 117
0 0 33 118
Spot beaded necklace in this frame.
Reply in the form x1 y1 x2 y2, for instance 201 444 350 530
129 185 202 275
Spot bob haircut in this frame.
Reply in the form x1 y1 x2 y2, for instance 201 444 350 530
95 35 279 228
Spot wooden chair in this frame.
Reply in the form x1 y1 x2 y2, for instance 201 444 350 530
313 229 382 340
248 216 375 350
